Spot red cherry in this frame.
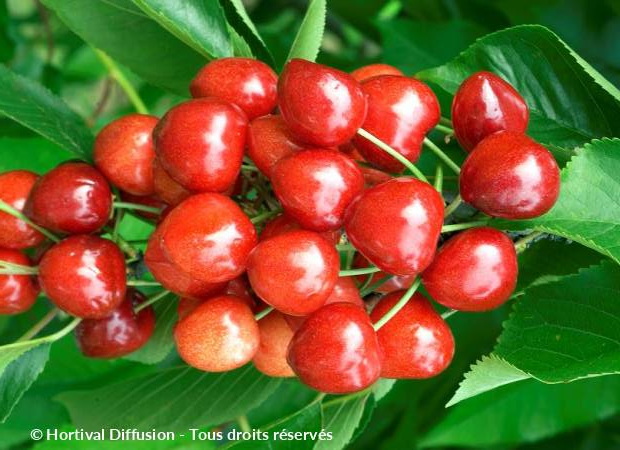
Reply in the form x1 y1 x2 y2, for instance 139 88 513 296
154 98 247 192
25 163 112 235
278 59 367 147
325 276 364 307
271 149 365 232
351 63 404 82
352 75 440 172
353 253 416 294
75 289 156 358
287 303 381 393
370 291 454 378
0 249 39 314
94 114 158 195
460 131 560 219
247 230 339 316
359 165 392 188
152 158 191 206
452 71 529 152
422 227 518 311
177 276 255 320
38 235 126 318
345 178 444 276
0 170 45 249
119 191 165 221
174 295 259 372
253 310 295 377
260 214 341 245
190 57 278 120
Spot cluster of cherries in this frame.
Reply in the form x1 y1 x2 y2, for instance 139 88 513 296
0 56 560 394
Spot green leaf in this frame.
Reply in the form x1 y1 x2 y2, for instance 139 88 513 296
221 0 274 65
131 0 232 59
287 0 326 62
0 65 93 161
315 393 371 450
248 379 317 428
0 138 73 173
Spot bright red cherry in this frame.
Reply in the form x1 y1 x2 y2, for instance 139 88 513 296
177 276 255 319
174 295 259 372
253 310 295 377
38 235 126 318
422 227 518 311
94 114 158 195
325 276 364 307
351 63 404 82
0 249 39 314
345 178 444 276
352 75 440 172
287 303 381 393
452 71 529 152
190 57 278 120
247 230 339 316
271 149 365 232
75 289 156 358
260 214 341 245
370 291 454 378
154 98 247 193
353 253 416 294
0 171 45 249
460 131 560 219
278 59 367 147
152 158 191 206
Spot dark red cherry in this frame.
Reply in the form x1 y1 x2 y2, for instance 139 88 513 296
94 114 158 195
422 227 518 311
75 289 155 358
351 63 404 82
370 291 454 378
278 59 367 147
152 158 191 206
352 75 440 172
38 235 126 318
154 98 247 193
190 57 278 120
253 310 295 377
345 178 444 276
452 71 529 152
460 131 560 219
0 249 39 314
247 230 339 316
260 214 341 245
287 303 381 393
174 295 259 372
271 149 365 232
25 162 112 234
0 171 45 249
353 253 416 294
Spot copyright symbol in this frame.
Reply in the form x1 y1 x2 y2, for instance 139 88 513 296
31 429 43 440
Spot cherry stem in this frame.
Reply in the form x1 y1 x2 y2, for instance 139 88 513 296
336 243 356 251
339 266 381 277
9 316 81 347
237 415 251 433
17 308 59 341
126 280 161 287
441 221 488 233
440 117 453 127
255 306 274 321
0 260 38 275
241 165 260 172
94 49 148 114
434 123 454 135
444 194 463 217
113 201 162 215
434 164 443 193
0 199 60 243
423 138 461 174
356 128 429 183
250 209 281 225
373 278 421 331
514 231 545 253
441 309 457 320
135 290 171 313
359 275 393 297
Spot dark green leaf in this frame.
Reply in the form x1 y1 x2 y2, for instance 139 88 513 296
221 0 274 65
315 393 370 450
248 379 317 428
287 0 326 62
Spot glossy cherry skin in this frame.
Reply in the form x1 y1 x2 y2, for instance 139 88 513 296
190 57 278 120
253 310 295 377
460 131 560 219
94 114 158 195
247 230 339 316
153 98 247 193
353 253 416 294
174 295 259 372
278 59 367 147
271 149 365 232
345 177 444 276
422 227 518 311
152 158 191 206
25 162 112 235
287 303 381 393
0 249 39 314
75 289 156 358
452 71 529 152
0 171 45 249
370 291 454 378
359 165 392 188
38 235 126 318
351 63 404 82
352 75 440 172
177 276 255 319
260 214 341 245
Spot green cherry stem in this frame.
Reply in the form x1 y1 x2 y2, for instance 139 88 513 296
373 278 421 331
434 164 443 193
255 306 274 321
0 199 60 243
241 165 260 172
444 194 463 217
135 290 171 313
336 243 356 251
237 415 252 433
441 221 488 233
113 201 162 215
94 49 148 114
9 316 81 346
17 308 60 341
339 266 381 277
250 209 281 225
440 117 453 127
422 138 461 174
126 280 162 287
514 231 545 253
434 123 454 135
359 275 394 297
0 260 39 275
441 309 457 320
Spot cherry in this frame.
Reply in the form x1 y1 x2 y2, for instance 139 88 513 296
422 227 518 311
0 170 45 249
271 149 365 232
260 214 341 245
75 289 155 358
38 235 126 318
278 59 367 147
359 165 392 188
351 63 404 82
460 131 560 219
174 295 259 372
370 291 454 378
287 303 381 393
452 71 529 152
177 276 255 320
153 98 247 193
190 57 278 120
94 113 158 195
325 276 364 307
247 230 339 316
345 178 444 276
353 253 416 294
0 249 39 314
152 158 191 206
253 310 295 377
352 75 440 172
